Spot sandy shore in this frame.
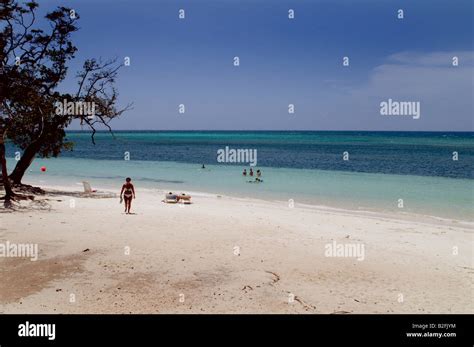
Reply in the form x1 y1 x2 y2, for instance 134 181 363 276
0 185 472 313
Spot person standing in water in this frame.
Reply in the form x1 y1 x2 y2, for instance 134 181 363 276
242 169 247 176
249 168 254 177
120 177 136 214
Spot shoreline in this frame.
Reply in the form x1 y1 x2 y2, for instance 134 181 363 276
11 154 473 222
38 183 474 228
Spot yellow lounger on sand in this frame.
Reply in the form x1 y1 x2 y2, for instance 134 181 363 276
163 192 192 204
164 193 178 203
179 194 192 204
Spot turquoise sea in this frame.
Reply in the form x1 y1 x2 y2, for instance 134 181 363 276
6 131 474 221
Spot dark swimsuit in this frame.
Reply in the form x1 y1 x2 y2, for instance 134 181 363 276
123 185 133 199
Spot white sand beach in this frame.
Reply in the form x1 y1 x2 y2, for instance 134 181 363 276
0 185 472 314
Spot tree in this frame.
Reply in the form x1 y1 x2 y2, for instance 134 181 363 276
0 0 130 205
7 58 128 184
0 0 26 205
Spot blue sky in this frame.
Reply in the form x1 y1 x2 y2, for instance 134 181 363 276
39 0 473 130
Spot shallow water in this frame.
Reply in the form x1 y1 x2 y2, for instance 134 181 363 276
6 131 474 221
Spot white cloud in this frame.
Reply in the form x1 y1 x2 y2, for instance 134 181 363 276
342 51 474 131
386 51 474 67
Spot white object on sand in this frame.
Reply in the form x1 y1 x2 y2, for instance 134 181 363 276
82 181 96 194
82 181 116 198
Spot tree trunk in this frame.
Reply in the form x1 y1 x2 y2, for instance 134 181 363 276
0 128 14 204
9 139 42 184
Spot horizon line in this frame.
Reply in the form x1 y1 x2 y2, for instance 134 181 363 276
65 129 474 133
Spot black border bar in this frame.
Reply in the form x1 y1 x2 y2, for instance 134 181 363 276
0 314 472 346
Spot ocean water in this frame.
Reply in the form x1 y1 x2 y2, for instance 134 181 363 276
6 131 474 221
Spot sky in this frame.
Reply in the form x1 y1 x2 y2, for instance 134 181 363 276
37 0 473 131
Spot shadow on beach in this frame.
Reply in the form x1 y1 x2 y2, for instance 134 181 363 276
45 189 117 199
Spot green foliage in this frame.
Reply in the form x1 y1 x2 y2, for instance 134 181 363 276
1 0 130 182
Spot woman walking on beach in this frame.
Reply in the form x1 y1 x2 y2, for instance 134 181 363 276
120 177 136 214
